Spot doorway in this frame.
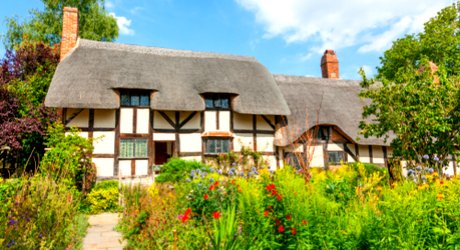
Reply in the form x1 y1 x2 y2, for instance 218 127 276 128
154 141 174 165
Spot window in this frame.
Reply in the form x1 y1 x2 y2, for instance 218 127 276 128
121 91 150 107
205 138 230 154
205 94 230 110
317 126 330 141
328 151 344 165
120 139 148 158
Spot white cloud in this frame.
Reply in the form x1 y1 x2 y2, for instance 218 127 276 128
235 0 452 53
110 12 135 36
360 65 374 76
105 0 114 10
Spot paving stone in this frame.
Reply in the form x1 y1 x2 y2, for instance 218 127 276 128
82 213 126 250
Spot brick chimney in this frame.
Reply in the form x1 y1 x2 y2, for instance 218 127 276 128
60 7 79 61
321 50 339 79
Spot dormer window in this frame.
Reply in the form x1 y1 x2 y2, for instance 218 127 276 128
205 94 230 110
121 90 150 107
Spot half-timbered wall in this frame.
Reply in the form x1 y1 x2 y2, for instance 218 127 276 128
64 108 117 177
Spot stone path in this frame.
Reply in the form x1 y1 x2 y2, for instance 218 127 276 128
82 213 126 250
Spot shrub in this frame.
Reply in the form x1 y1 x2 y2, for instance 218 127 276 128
155 158 208 183
84 180 120 214
0 176 87 249
40 123 95 193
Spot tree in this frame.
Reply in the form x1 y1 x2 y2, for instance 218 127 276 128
3 0 118 49
0 42 59 175
360 2 460 173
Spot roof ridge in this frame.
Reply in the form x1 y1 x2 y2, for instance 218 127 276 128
273 74 361 86
78 39 258 62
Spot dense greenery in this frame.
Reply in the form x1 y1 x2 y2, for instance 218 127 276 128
3 0 118 49
360 2 460 169
119 161 460 249
155 158 209 183
83 180 120 214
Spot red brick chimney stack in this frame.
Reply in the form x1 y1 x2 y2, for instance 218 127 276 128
321 50 339 79
60 7 79 61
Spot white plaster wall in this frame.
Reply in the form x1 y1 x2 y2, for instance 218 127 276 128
92 158 114 177
256 115 273 130
136 108 150 134
136 160 149 175
119 160 132 176
181 112 200 129
233 113 252 130
153 111 175 129
327 143 343 151
204 111 217 131
180 156 202 162
180 133 202 152
359 145 370 163
263 155 277 170
94 109 116 128
256 134 275 152
93 131 115 154
278 148 284 168
66 109 89 128
309 145 324 168
65 131 89 138
234 133 253 151
120 108 133 134
373 146 385 164
346 143 356 163
284 144 304 153
219 111 230 131
153 133 175 141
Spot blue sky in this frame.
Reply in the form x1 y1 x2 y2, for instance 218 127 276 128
0 0 454 79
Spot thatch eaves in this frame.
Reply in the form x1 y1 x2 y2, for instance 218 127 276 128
45 39 290 115
273 75 391 146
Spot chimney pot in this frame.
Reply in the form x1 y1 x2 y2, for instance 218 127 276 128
321 50 339 79
60 7 79 61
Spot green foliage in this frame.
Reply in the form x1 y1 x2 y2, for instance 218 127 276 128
0 175 88 249
119 163 460 249
155 157 209 183
361 2 460 169
40 123 96 193
3 0 118 49
83 180 119 214
378 2 460 81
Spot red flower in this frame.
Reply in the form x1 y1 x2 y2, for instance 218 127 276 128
209 185 216 191
275 219 281 225
266 183 276 191
263 210 269 217
214 181 219 186
212 211 221 219
291 227 296 235
302 219 309 225
267 205 273 209
277 225 285 233
276 194 282 201
286 215 292 220
178 208 192 223
204 193 209 200
271 189 277 196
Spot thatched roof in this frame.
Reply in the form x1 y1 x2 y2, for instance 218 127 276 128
45 39 290 115
273 75 390 146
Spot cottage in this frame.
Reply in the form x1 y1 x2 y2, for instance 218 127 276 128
46 7 393 179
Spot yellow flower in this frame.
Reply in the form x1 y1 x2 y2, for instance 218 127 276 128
437 193 444 201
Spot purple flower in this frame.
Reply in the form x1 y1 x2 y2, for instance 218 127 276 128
423 154 429 160
427 168 434 173
433 156 439 161
251 166 257 172
209 178 214 183
416 165 422 171
39 233 43 238
217 169 223 175
8 219 17 226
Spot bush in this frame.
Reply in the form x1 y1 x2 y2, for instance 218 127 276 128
84 180 120 214
0 176 87 249
155 158 208 183
40 123 95 193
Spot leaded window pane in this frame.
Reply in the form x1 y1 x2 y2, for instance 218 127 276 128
221 98 229 109
131 95 140 106
121 94 130 106
205 98 214 108
120 139 134 158
140 95 149 106
135 139 148 157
